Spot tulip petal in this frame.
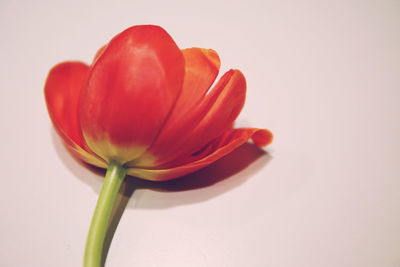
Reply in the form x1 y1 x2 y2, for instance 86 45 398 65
132 69 246 168
127 128 273 181
79 25 185 163
127 47 220 167
174 48 220 115
44 62 107 168
93 45 107 63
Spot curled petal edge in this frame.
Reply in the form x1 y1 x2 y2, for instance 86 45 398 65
126 128 273 181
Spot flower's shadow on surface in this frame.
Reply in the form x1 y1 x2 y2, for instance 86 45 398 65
52 129 271 209
52 129 271 266
125 141 270 207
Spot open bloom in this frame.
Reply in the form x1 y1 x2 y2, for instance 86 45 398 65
45 25 272 181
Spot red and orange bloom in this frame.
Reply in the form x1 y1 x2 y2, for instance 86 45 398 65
45 25 273 267
45 25 272 181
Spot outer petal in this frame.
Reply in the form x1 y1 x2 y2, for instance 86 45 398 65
79 25 185 163
127 128 273 181
131 69 246 168
44 62 106 168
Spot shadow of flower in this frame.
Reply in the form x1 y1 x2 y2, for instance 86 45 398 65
51 128 272 265
52 128 271 206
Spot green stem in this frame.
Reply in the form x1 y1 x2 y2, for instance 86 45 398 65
84 161 127 267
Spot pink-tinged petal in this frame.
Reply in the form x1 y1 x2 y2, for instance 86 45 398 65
93 45 107 63
132 69 246 168
44 62 106 168
79 25 185 163
127 128 272 181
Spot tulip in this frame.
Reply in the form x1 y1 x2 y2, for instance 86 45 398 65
45 25 272 267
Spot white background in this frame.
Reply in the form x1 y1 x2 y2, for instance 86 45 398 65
1 0 400 266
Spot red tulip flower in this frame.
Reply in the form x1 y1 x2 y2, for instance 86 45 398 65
44 25 272 267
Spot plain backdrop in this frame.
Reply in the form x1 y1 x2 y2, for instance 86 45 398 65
1 0 400 266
